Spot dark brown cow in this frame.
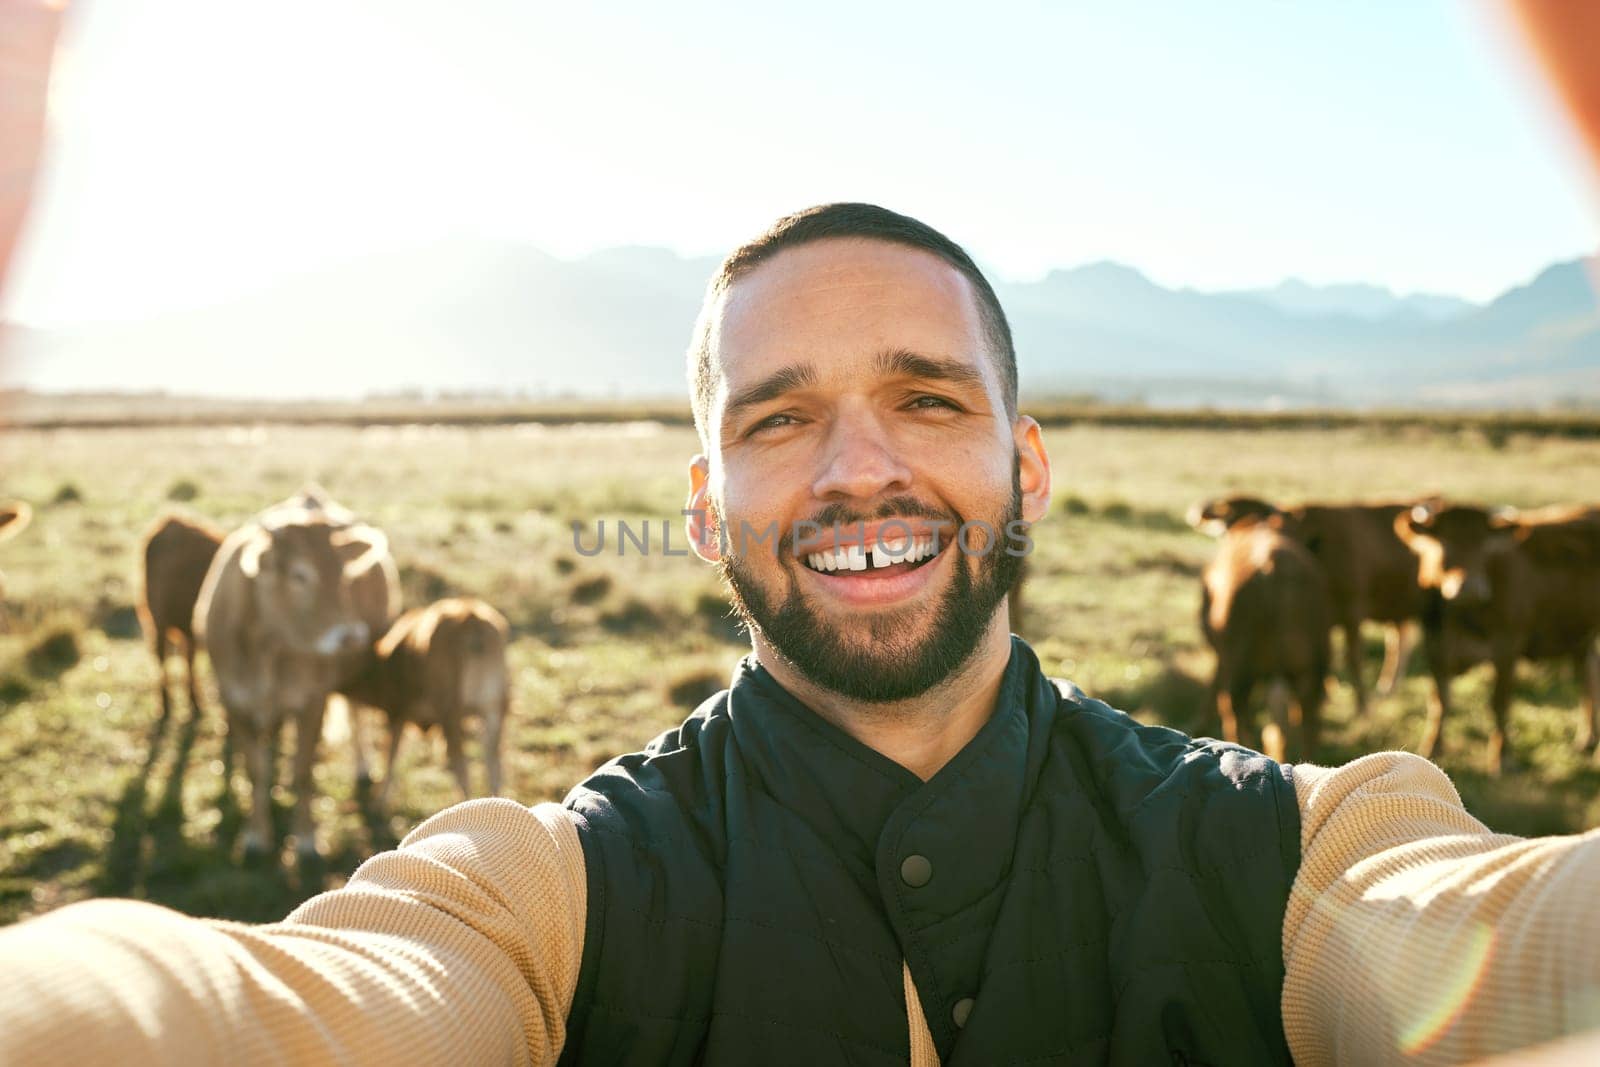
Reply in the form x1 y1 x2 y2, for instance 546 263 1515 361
138 513 226 722
338 597 511 807
1396 503 1600 774
1200 517 1332 761
0 501 31 631
1191 494 1431 713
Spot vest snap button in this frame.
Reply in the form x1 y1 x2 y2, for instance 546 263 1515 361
952 997 975 1028
899 854 933 888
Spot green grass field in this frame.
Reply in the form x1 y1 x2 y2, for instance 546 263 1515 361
2 418 1599 926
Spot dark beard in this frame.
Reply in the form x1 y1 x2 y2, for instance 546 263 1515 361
717 461 1025 704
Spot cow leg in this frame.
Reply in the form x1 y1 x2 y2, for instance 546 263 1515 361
375 717 405 811
442 717 472 801
484 694 507 798
153 629 173 725
1377 622 1416 697
238 717 275 863
1343 619 1369 716
347 699 372 787
289 699 326 859
1226 674 1256 749
1418 624 1451 760
1261 679 1289 763
1578 647 1599 755
1212 660 1238 745
182 636 204 720
1487 655 1517 776
1296 671 1325 763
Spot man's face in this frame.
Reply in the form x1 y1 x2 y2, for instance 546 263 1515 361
687 238 1050 703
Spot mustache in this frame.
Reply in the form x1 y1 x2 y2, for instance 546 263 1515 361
776 496 960 557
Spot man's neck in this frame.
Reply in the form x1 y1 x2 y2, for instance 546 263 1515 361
751 615 1015 782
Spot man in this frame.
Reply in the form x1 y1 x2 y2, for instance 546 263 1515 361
2 203 1598 1066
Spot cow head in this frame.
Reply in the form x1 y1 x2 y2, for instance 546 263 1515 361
1394 503 1513 604
240 517 389 657
1187 495 1280 537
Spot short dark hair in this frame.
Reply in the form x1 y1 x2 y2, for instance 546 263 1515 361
687 203 1017 445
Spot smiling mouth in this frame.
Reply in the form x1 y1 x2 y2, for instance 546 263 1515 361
801 535 942 576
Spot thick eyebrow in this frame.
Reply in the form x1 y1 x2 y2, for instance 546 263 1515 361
723 362 819 421
874 348 986 391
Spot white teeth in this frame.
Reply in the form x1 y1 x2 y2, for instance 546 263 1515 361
806 536 936 572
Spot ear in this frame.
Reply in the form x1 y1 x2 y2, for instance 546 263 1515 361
1013 416 1051 524
239 527 275 578
1186 500 1221 537
1395 506 1430 547
684 455 720 564
0 501 31 545
331 524 389 575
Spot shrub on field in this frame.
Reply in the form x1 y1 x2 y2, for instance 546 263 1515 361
694 592 743 643
166 479 201 502
552 556 577 576
95 600 142 639
24 621 81 678
399 563 457 604
569 573 612 606
599 596 662 635
1062 495 1091 516
0 670 33 707
52 482 83 505
666 665 725 710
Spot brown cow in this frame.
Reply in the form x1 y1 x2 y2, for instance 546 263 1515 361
1191 494 1430 713
195 493 396 863
1396 503 1600 774
1200 516 1332 761
138 512 225 722
0 501 31 631
338 597 510 808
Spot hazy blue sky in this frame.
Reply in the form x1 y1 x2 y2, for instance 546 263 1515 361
5 0 1597 327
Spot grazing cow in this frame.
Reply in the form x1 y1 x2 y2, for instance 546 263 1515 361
338 597 510 807
1190 494 1430 712
138 512 226 723
1396 503 1600 774
0 501 31 631
195 493 396 862
1200 516 1332 762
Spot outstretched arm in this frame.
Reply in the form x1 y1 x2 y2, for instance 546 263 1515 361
1282 752 1600 1065
0 799 586 1065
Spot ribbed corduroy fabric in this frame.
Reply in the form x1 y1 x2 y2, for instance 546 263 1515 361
2 753 1598 1064
1281 752 1600 1065
1 798 586 1065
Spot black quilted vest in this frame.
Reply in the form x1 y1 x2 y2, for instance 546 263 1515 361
560 640 1300 1065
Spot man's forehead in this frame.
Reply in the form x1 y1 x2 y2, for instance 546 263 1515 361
711 238 989 382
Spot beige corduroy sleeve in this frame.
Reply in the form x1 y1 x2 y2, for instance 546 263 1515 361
0 798 587 1066
1282 752 1600 1065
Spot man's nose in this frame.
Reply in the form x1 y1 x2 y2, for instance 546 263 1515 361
809 408 913 501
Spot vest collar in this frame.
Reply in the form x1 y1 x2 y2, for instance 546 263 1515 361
722 639 1044 922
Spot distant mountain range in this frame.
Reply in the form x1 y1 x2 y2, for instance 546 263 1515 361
3 241 1596 408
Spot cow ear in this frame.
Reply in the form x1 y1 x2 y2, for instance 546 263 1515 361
0 501 31 544
1186 500 1225 538
331 524 388 575
1488 506 1519 530
239 528 275 578
1396 506 1430 545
